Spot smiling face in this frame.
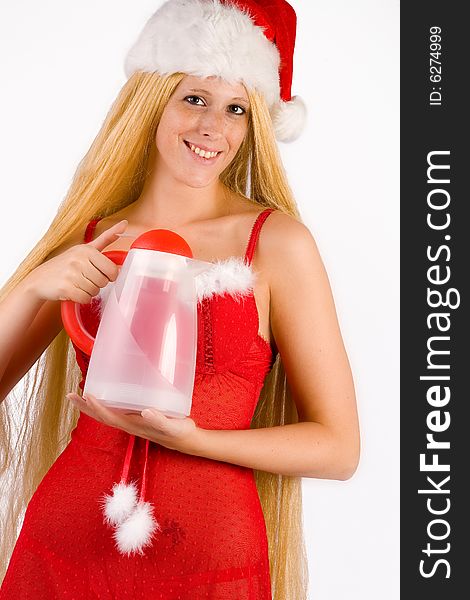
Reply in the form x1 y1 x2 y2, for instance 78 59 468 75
153 74 250 189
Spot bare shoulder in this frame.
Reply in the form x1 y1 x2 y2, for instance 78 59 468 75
263 209 314 242
257 210 322 276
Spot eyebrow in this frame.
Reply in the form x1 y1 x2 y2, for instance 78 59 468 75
187 88 249 104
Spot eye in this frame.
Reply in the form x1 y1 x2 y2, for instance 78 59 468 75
184 95 246 116
185 95 205 106
229 105 246 116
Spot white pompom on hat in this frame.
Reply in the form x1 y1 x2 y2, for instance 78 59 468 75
124 0 307 143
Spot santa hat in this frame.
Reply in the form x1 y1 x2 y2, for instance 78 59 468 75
124 0 307 143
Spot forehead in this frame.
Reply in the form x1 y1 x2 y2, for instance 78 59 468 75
177 75 249 102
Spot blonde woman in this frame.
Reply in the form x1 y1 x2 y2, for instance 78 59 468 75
0 1 359 598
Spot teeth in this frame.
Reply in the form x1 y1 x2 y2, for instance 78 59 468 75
189 143 218 159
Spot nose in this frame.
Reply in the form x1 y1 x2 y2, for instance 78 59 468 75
197 106 225 138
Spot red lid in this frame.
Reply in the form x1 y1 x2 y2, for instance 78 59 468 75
130 229 193 258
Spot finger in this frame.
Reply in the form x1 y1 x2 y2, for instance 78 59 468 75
73 274 101 300
66 393 94 417
83 394 137 429
141 409 174 435
64 284 97 305
67 393 143 436
67 393 107 423
81 260 113 290
82 393 112 420
66 392 84 404
87 251 120 284
87 220 128 252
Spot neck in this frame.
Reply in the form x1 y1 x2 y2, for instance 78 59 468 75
130 164 233 230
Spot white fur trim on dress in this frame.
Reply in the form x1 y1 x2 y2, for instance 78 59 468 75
124 0 281 107
195 257 255 302
271 95 308 143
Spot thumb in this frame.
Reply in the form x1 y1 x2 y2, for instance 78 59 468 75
87 219 128 251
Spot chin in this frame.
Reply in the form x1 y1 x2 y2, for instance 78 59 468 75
177 173 220 189
187 180 217 190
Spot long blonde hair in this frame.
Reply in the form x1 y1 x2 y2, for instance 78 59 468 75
0 71 309 598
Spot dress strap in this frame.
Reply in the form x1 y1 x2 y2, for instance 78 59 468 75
244 208 276 266
84 217 103 243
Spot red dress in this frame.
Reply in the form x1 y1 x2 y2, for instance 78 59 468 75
1 209 277 599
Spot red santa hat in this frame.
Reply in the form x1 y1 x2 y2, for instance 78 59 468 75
124 0 307 143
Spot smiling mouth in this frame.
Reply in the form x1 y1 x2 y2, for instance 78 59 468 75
183 140 222 160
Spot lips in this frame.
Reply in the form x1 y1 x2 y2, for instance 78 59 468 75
183 140 222 164
184 140 222 154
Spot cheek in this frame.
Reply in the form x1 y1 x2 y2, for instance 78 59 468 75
228 123 248 154
155 109 186 148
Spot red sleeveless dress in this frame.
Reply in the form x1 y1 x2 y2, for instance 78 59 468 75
1 209 277 599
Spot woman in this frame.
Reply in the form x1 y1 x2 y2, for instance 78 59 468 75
0 1 360 598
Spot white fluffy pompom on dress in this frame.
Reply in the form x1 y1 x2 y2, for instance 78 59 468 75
113 501 160 556
100 481 138 527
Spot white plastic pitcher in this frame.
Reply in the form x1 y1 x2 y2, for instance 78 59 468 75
61 229 213 417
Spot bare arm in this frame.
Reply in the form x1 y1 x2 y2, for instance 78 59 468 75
0 220 127 403
0 251 77 403
185 213 360 479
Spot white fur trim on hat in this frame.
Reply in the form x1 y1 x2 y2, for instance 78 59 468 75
271 95 308 143
124 0 281 107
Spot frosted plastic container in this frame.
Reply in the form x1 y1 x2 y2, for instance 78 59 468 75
83 248 212 417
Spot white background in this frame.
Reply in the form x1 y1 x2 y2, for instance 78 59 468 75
0 1 400 598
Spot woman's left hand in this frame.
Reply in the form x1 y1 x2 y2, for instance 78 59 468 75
66 392 202 454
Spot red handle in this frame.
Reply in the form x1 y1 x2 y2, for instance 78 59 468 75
60 250 127 356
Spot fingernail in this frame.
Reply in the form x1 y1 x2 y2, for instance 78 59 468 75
141 410 152 419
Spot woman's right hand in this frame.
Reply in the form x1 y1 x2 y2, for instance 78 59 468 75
25 220 128 304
